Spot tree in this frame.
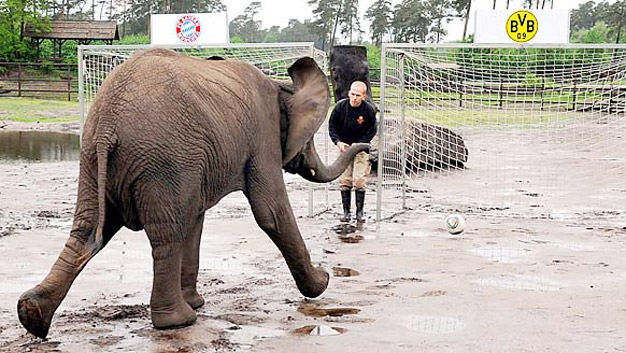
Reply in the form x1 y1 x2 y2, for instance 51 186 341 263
571 21 614 44
570 1 599 31
0 0 50 61
280 19 319 43
308 0 341 51
569 0 624 44
261 25 280 42
391 0 429 43
451 0 471 41
424 0 452 43
364 0 392 46
229 1 262 42
601 1 626 43
339 0 362 44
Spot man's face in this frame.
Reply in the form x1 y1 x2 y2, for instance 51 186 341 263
348 84 366 107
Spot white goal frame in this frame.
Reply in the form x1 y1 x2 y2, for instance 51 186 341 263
377 43 626 222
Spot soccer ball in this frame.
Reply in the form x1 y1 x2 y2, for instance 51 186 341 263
445 214 465 235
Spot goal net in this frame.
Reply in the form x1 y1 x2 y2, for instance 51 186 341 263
377 44 626 221
78 43 330 217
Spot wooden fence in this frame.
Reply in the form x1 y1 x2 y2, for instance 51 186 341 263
0 62 78 101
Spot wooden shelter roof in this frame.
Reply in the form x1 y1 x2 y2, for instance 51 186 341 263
24 20 119 41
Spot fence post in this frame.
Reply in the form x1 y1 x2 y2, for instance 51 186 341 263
499 79 503 109
67 63 72 102
608 84 614 114
572 80 578 111
17 63 22 97
540 77 546 111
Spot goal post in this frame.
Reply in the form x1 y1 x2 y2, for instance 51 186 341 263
377 43 626 221
77 42 330 217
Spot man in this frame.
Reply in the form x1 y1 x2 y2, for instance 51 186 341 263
329 81 377 223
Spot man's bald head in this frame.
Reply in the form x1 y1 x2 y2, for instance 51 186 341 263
348 81 368 107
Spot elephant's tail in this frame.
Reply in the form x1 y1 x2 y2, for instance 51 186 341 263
94 142 112 247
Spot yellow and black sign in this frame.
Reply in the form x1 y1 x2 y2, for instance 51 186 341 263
506 10 538 43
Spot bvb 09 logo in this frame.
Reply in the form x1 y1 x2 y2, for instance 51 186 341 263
176 15 201 43
506 10 538 43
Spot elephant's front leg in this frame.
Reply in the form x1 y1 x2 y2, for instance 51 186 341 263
181 213 205 309
245 165 329 298
147 234 196 329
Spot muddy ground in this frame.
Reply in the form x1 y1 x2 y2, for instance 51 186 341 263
1 121 626 352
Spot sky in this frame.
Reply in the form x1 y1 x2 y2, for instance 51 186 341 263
222 0 615 42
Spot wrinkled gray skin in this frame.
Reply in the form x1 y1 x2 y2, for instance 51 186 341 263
17 49 369 338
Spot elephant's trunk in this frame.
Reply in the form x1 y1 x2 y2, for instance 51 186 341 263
298 140 370 183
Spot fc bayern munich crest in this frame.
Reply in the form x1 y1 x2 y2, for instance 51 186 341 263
176 15 201 43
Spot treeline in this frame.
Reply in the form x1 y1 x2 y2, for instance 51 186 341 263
570 1 626 44
1 0 625 62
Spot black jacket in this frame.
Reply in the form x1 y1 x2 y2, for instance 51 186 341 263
328 98 377 146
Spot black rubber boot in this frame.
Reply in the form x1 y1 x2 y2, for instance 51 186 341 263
355 190 366 223
340 190 351 222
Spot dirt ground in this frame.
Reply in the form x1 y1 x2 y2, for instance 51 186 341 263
1 121 626 352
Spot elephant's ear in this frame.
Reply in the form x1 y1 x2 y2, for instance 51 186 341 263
282 57 330 165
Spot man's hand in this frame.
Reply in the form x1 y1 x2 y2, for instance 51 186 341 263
337 142 350 153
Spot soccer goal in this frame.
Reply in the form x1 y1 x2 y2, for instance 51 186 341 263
377 43 626 221
77 43 330 217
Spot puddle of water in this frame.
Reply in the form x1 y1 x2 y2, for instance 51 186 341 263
293 325 347 336
332 267 360 277
229 325 285 343
0 131 80 162
471 247 529 263
475 275 561 291
407 316 465 334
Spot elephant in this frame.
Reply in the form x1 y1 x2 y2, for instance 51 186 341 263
17 48 369 338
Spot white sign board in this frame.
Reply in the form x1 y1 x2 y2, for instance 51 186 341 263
474 10 570 44
151 13 229 45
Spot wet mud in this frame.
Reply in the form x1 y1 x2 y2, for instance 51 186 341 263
2 126 626 352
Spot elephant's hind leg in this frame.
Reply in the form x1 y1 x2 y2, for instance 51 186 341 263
17 202 124 338
181 213 205 309
145 225 196 329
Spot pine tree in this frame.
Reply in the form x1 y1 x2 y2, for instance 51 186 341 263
364 0 392 46
339 0 362 44
308 0 340 51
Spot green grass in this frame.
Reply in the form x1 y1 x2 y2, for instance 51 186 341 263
383 108 581 129
0 97 79 123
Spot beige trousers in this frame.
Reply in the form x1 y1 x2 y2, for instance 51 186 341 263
339 152 371 191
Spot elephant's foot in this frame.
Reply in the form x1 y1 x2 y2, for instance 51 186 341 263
17 289 56 338
151 300 197 329
182 288 205 309
297 268 330 299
